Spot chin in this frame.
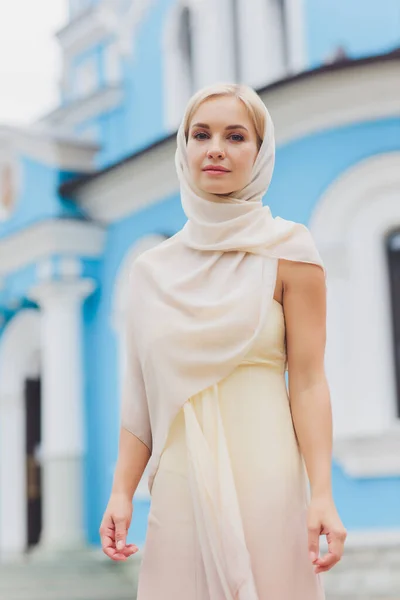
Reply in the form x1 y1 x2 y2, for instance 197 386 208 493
202 183 234 195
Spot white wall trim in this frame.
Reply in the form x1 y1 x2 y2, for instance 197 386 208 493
0 219 105 276
42 86 123 130
0 309 41 560
73 59 400 224
262 60 400 146
0 126 98 172
309 153 400 476
112 234 168 500
56 5 109 56
74 137 178 224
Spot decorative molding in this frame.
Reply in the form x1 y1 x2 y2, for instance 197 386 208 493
97 0 156 59
29 279 96 309
311 153 400 243
41 86 123 130
56 5 109 56
57 0 156 59
0 138 21 222
36 259 55 282
263 60 400 146
0 125 99 171
74 136 178 223
0 219 105 276
71 59 400 224
58 257 83 280
333 427 400 478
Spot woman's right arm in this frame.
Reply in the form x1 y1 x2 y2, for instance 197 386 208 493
100 427 150 561
112 426 151 499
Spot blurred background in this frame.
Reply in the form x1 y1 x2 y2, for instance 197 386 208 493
0 1 399 599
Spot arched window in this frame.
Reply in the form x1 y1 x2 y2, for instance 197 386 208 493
309 153 400 478
387 230 400 417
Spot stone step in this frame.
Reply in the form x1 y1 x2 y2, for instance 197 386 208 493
321 542 400 599
0 550 140 600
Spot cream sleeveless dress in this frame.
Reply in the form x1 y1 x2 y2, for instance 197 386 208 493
137 299 325 600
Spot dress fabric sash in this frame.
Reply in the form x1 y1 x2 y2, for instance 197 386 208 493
183 384 259 600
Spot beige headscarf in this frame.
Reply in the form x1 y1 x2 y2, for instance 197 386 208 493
121 87 325 597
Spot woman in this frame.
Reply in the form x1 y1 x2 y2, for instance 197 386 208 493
100 83 347 599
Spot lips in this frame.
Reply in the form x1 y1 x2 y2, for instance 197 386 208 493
202 166 230 172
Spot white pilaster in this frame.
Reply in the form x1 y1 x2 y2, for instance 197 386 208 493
236 0 286 88
191 0 236 89
28 279 95 552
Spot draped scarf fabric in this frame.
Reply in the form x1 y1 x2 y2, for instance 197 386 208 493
121 97 325 599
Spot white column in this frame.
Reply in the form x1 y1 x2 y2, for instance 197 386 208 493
236 0 286 88
284 0 307 73
28 279 95 552
192 0 236 89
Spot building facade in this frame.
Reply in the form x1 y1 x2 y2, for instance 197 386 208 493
0 0 399 595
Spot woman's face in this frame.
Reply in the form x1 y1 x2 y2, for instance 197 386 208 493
186 96 259 196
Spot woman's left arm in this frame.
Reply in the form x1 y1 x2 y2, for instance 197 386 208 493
282 259 347 575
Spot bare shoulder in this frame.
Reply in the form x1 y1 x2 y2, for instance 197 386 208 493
278 258 327 381
278 258 326 301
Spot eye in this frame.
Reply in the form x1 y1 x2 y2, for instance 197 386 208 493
193 132 209 140
229 134 244 142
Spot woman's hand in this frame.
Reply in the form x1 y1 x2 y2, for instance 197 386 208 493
307 494 347 574
99 492 139 561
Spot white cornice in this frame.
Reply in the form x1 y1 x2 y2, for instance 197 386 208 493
0 126 99 171
74 136 178 223
71 58 400 224
56 6 109 56
41 86 123 129
262 59 400 145
0 219 105 276
333 427 400 478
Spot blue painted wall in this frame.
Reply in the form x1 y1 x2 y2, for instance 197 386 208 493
0 156 82 240
304 0 400 67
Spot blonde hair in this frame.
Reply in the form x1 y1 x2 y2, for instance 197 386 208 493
183 83 266 149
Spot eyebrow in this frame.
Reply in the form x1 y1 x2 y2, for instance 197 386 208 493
191 122 249 132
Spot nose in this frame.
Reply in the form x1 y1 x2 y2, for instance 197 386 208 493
207 146 225 160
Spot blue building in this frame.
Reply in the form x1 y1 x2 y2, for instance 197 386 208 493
0 0 399 596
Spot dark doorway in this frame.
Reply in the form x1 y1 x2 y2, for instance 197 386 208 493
387 232 400 417
25 378 42 548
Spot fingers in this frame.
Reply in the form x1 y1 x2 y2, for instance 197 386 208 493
104 543 139 561
307 522 321 565
100 516 138 561
114 516 127 551
314 528 347 574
